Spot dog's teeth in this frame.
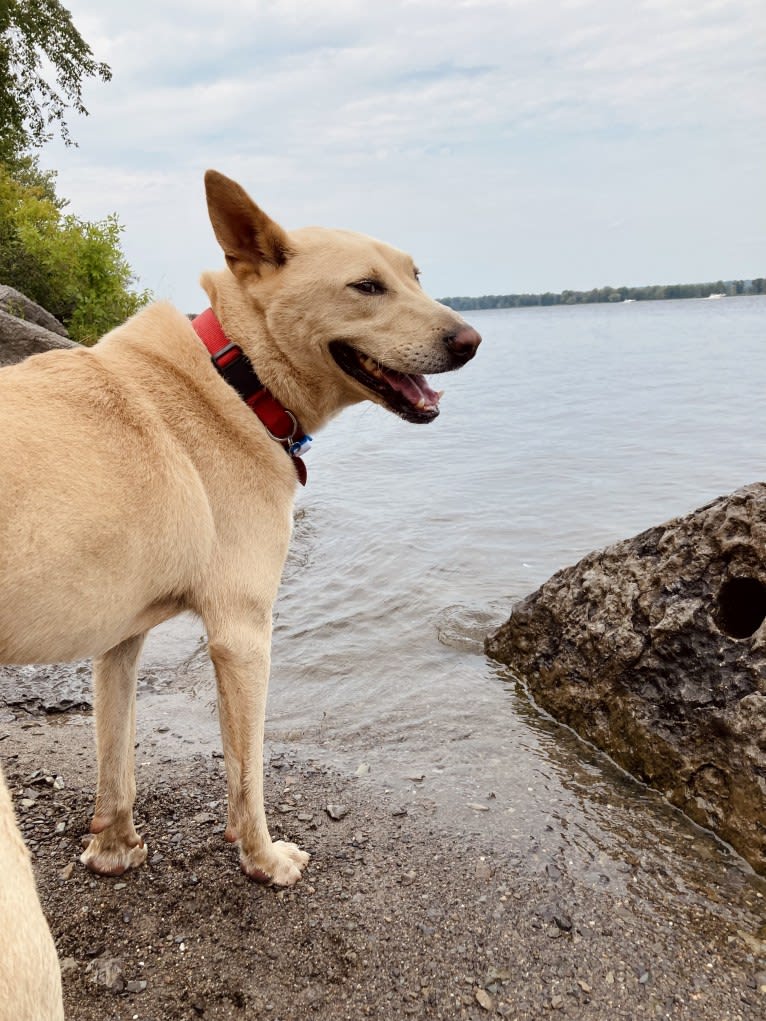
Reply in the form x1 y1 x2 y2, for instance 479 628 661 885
436 390 444 400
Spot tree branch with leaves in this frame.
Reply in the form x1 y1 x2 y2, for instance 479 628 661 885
0 0 111 160
0 3 150 341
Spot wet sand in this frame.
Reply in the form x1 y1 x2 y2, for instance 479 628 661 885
2 707 765 1021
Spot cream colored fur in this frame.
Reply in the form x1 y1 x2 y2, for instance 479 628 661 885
0 764 64 1021
0 171 479 893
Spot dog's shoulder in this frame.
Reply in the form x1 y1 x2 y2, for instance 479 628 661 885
97 300 195 351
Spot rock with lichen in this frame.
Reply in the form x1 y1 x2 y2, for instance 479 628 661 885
486 483 766 874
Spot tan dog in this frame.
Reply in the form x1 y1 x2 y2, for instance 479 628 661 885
0 765 64 1020
0 171 480 886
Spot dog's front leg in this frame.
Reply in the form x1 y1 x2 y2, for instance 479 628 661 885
208 621 309 886
80 633 148 876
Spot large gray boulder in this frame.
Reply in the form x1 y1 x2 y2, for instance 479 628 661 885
0 285 69 338
0 302 75 367
486 484 766 874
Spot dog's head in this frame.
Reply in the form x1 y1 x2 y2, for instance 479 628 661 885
202 171 480 429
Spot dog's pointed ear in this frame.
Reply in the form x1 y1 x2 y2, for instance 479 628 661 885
204 170 293 279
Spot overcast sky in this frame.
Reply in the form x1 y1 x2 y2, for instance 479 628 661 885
39 0 765 311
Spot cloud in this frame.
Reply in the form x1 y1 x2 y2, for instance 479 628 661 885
36 0 766 306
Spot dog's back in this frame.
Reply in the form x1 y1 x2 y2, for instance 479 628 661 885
0 310 217 666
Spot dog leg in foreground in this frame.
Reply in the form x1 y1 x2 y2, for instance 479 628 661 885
0 765 64 1021
209 616 309 885
80 634 148 875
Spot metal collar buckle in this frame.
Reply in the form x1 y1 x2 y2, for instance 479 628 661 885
263 410 313 458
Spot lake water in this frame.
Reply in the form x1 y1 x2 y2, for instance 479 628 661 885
97 296 766 911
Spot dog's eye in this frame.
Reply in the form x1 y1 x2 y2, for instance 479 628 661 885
350 279 386 296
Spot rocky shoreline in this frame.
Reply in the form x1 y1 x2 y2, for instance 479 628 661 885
2 704 765 1021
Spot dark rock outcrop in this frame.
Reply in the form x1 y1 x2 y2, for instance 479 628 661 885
0 288 74 367
0 285 69 338
486 484 766 874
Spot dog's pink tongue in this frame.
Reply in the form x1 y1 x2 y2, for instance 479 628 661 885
381 368 441 408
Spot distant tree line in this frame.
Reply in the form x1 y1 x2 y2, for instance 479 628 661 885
439 278 766 312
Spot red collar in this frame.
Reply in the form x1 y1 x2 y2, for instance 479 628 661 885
192 308 310 485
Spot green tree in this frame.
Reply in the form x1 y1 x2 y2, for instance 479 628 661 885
0 162 150 343
0 0 111 161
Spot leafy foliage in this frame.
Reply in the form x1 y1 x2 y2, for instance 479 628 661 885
0 160 150 343
0 0 111 160
0 6 145 342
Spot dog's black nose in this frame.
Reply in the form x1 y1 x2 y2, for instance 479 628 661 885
444 325 482 363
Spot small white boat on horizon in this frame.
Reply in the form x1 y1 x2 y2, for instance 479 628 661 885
706 292 726 299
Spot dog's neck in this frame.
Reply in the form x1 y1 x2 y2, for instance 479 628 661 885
199 269 351 437
192 308 311 485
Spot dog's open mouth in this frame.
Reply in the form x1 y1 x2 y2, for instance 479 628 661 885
329 341 442 423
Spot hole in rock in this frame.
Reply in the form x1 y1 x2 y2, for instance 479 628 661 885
716 576 766 639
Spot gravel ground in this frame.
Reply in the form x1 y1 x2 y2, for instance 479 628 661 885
2 713 765 1021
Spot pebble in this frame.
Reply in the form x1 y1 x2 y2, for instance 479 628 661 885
296 812 314 822
486 967 511 984
354 763 370 777
325 804 349 821
475 988 494 1010
539 903 573 932
475 860 493 881
192 811 216 825
468 802 490 812
86 957 126 994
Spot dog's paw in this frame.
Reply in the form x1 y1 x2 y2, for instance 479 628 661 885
240 839 310 886
80 831 147 876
